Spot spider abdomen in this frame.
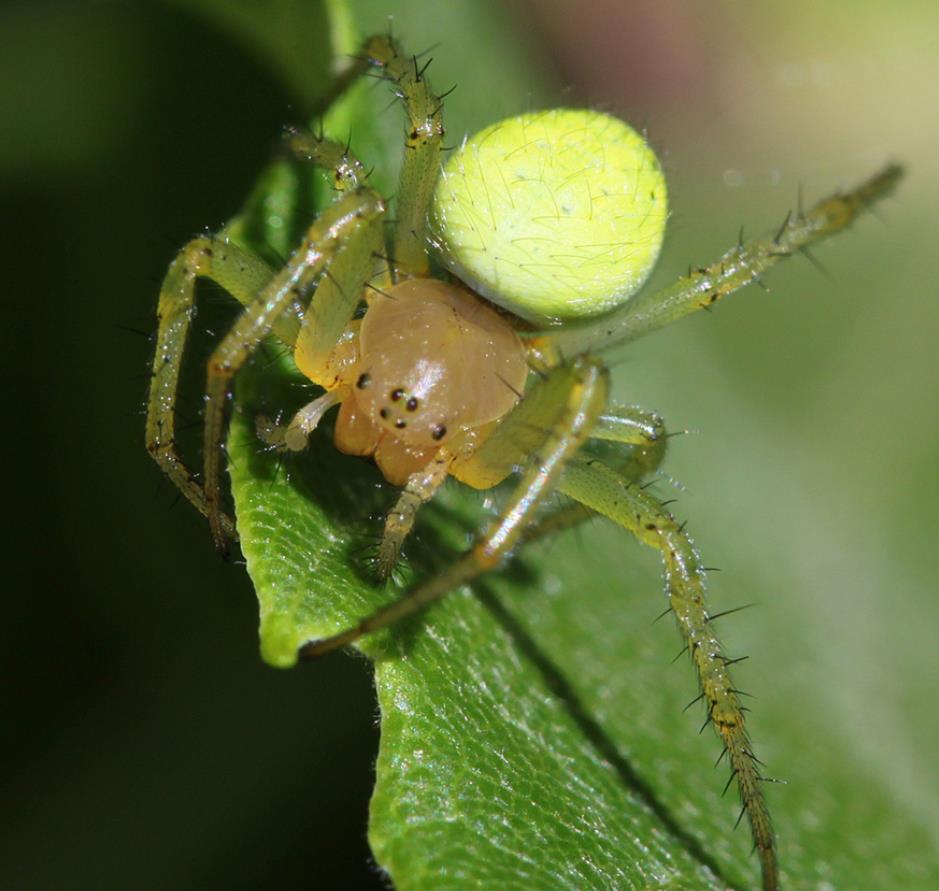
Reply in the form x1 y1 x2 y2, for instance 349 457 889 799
432 109 668 325
333 278 528 485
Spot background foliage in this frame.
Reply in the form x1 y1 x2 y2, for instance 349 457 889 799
2 1 937 888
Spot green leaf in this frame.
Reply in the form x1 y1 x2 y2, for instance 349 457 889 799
210 1 939 889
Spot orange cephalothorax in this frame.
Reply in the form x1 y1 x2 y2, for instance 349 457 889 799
333 278 529 485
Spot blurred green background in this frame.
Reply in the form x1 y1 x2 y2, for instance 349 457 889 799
2 0 936 888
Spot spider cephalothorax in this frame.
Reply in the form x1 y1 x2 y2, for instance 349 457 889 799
299 278 529 487
146 32 902 891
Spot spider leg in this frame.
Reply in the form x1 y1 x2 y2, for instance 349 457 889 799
280 128 387 394
537 163 904 357
377 449 452 580
592 405 669 483
203 188 385 550
291 187 384 388
594 405 666 447
557 454 778 891
358 35 444 276
285 33 445 277
278 391 341 453
298 356 609 658
284 129 368 193
520 404 670 543
146 240 281 531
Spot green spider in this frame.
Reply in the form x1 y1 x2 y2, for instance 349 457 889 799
145 34 901 891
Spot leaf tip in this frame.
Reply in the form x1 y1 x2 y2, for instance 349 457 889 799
260 614 302 668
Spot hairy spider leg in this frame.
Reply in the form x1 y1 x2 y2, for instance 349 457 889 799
147 240 278 534
202 188 386 550
558 456 778 891
539 163 904 357
146 130 379 543
317 34 445 276
519 404 778 890
297 356 609 658
359 35 445 276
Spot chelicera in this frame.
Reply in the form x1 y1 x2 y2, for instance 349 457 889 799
145 33 902 891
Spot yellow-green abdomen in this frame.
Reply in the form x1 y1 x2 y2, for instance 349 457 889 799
432 108 667 325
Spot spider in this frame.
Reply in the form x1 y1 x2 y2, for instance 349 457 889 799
145 34 901 891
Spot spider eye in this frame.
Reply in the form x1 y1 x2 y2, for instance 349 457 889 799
431 108 667 324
